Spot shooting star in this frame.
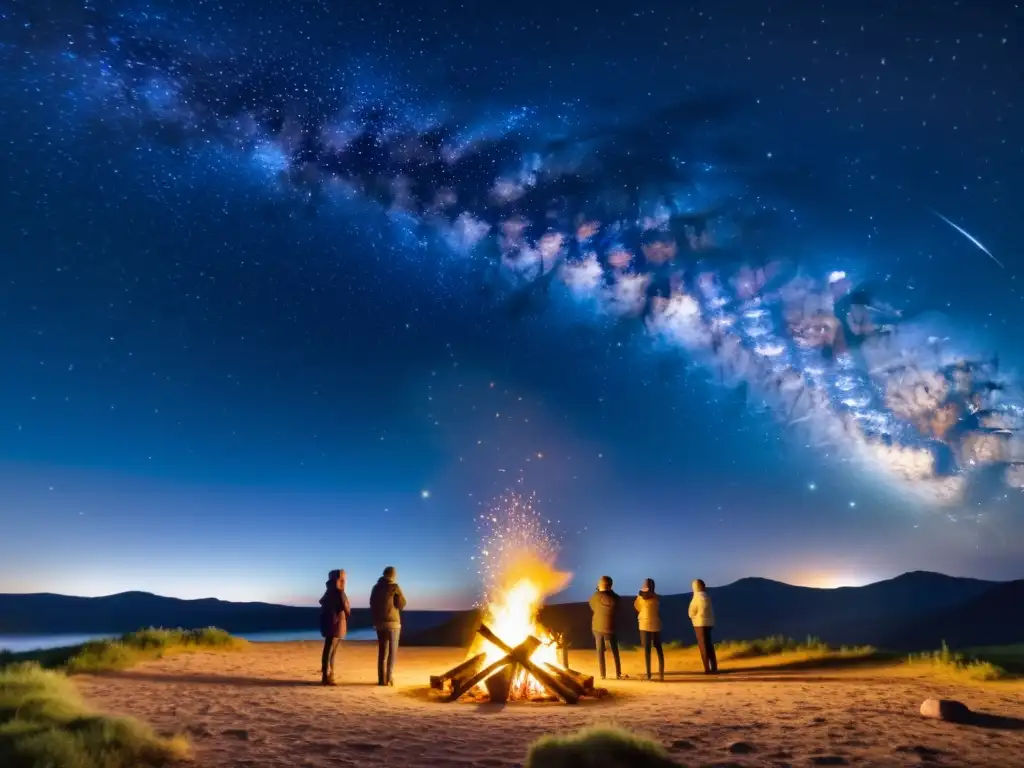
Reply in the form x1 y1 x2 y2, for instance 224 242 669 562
932 209 1004 269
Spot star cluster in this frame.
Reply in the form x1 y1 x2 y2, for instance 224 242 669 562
13 0 1017 504
0 0 1022 602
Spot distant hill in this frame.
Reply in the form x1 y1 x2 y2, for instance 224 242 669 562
0 591 453 636
4 572 1016 652
404 571 1013 651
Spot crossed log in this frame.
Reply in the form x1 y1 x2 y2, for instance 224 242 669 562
429 622 594 704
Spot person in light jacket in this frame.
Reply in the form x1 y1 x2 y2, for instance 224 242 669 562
633 578 664 681
369 565 407 686
688 578 718 674
588 575 622 680
318 569 351 686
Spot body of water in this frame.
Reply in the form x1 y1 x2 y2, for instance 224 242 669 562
0 628 377 653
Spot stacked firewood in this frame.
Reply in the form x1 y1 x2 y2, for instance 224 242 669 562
429 623 595 704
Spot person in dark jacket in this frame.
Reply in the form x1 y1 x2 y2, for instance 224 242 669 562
369 565 407 686
588 575 622 680
318 569 351 686
634 578 664 681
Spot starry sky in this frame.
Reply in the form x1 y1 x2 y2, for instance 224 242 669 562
1 0 1022 610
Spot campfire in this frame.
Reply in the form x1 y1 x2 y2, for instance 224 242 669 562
430 578 596 703
430 491 600 704
430 622 594 703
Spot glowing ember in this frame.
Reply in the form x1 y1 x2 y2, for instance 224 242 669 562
468 490 572 699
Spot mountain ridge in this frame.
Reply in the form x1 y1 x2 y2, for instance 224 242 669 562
0 590 454 635
2 571 1019 651
407 571 1019 651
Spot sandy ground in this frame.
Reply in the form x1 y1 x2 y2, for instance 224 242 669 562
76 641 1024 768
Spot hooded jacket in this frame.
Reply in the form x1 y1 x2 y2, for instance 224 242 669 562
588 589 619 634
369 576 407 631
318 581 351 639
688 590 715 628
634 590 662 633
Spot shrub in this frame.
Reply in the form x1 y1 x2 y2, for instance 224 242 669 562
0 662 190 768
526 726 680 768
907 641 1009 682
1 628 245 675
717 634 832 658
64 627 244 675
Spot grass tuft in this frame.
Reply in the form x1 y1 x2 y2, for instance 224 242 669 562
67 627 244 675
717 634 833 658
906 641 1010 682
0 628 245 676
526 726 680 768
614 635 880 674
0 662 190 768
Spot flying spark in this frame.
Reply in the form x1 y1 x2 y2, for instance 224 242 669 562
932 210 1004 269
474 490 563 602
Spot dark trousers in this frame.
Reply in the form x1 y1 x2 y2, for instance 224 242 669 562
593 632 621 679
694 625 718 673
376 628 400 684
321 637 340 676
640 630 664 679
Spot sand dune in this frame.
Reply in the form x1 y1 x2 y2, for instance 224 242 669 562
76 642 1024 767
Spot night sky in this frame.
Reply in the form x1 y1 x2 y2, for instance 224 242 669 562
1 0 1022 609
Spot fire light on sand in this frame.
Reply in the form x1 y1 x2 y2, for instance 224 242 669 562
469 491 571 699
430 489 602 703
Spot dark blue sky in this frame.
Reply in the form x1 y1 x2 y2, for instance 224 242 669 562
0 0 1022 608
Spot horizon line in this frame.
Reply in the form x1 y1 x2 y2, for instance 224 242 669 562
0 569 1004 608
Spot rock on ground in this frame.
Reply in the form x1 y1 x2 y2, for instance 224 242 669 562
920 698 972 722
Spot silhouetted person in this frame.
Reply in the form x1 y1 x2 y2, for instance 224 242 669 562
634 578 664 681
370 565 407 686
589 575 622 680
689 578 718 674
318 568 351 686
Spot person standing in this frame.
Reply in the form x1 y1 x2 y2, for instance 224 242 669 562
588 575 622 680
370 565 407 686
634 578 664 682
318 569 351 686
688 578 718 674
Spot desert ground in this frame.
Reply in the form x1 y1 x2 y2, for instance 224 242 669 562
76 641 1024 768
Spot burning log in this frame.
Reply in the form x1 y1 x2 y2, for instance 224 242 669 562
483 664 515 703
448 635 541 701
477 623 578 704
430 652 486 691
540 662 595 697
431 622 587 704
476 625 574 701
541 661 584 697
517 653 578 704
558 665 595 693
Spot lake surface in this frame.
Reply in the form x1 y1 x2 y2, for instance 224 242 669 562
0 628 377 653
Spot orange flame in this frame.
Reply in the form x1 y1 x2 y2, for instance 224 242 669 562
468 552 572 698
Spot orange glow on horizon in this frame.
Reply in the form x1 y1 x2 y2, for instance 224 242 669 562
787 571 874 589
